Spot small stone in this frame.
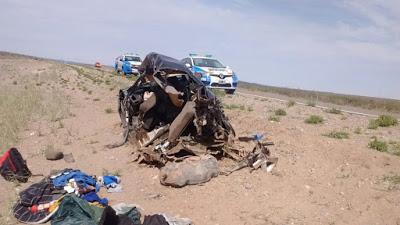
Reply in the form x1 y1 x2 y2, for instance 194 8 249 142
244 183 252 190
146 193 163 199
45 149 63 160
63 153 75 163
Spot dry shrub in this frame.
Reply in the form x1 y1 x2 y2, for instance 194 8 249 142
0 87 41 152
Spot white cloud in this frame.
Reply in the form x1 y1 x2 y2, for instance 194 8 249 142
0 0 399 98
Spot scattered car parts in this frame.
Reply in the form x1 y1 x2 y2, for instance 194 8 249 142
110 52 277 185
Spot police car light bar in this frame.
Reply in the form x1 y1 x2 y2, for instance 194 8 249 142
189 53 213 58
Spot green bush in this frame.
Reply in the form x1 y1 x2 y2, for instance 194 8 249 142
368 119 379 129
287 100 295 107
105 108 114 114
269 115 280 122
368 137 388 152
375 115 398 127
306 101 316 107
368 115 398 129
388 141 400 156
326 108 342 114
354 127 362 134
383 175 400 185
324 131 349 139
305 115 324 124
275 109 287 116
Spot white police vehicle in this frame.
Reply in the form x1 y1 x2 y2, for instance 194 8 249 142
115 54 142 76
181 54 238 94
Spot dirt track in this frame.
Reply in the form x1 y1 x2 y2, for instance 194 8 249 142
1 53 400 225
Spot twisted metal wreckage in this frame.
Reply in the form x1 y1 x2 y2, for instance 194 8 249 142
109 53 277 175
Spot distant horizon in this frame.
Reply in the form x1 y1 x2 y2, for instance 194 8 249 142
2 50 399 101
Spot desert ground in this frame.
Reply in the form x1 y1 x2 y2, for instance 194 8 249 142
1 53 399 225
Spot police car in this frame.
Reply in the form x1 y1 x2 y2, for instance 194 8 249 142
181 54 238 94
114 54 142 76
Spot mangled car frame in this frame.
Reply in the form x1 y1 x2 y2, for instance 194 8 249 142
113 53 277 175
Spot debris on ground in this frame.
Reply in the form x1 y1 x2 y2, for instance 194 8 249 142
98 175 123 193
143 214 193 225
13 179 64 224
159 155 219 187
111 53 278 187
0 147 31 183
11 168 192 224
63 153 75 163
222 134 278 175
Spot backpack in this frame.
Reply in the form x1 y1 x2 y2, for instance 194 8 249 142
0 148 31 182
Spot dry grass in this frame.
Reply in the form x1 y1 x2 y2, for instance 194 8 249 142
326 108 342 114
368 137 388 152
269 115 280 122
0 87 41 152
354 127 362 134
287 100 296 107
0 194 18 225
305 115 324 124
323 131 349 139
105 108 114 114
375 115 398 127
0 66 69 153
368 115 398 129
239 81 400 113
383 174 400 190
212 89 226 98
223 103 245 110
275 109 287 116
41 89 70 122
306 101 316 107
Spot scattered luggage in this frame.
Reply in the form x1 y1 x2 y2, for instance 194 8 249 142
13 179 64 224
0 147 31 182
11 168 193 224
143 214 193 225
51 194 139 225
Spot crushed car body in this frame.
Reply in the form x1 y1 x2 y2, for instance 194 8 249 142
113 52 277 180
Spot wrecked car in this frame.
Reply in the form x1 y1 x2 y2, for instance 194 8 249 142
112 52 276 176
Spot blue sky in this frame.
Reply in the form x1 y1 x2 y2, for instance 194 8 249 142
1 0 399 99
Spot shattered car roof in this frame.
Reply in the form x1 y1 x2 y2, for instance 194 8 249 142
139 52 202 84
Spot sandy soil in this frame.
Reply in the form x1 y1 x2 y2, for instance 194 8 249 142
0 53 399 225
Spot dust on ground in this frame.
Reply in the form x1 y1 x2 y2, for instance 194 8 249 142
0 53 399 225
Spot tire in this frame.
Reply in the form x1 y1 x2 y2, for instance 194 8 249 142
225 89 236 95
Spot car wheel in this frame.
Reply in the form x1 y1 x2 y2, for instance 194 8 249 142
225 89 236 95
